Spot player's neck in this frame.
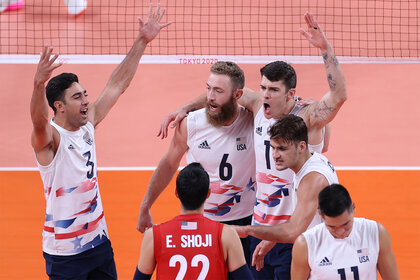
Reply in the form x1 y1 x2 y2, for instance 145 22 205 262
180 206 204 215
284 98 297 115
53 115 80 131
273 98 296 120
292 150 312 173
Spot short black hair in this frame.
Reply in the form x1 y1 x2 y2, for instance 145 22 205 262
176 162 210 211
268 114 308 146
318 184 353 217
46 73 79 114
260 61 297 92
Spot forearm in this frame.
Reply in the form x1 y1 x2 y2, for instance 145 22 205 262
181 93 206 113
246 223 299 243
141 157 179 210
107 37 148 93
30 81 50 128
321 46 347 103
238 87 261 113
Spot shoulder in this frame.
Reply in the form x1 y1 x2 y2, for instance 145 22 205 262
221 224 239 242
292 234 309 259
185 108 205 130
376 222 389 238
299 170 329 188
144 227 154 242
295 234 308 247
300 154 335 179
174 117 188 140
187 108 206 120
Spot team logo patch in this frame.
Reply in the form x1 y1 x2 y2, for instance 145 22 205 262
319 256 332 266
181 221 197 230
357 248 370 263
198 140 211 149
83 132 93 145
236 137 247 151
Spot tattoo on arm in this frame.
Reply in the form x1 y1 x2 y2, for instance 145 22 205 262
312 101 335 121
322 53 339 69
327 74 337 91
323 52 339 91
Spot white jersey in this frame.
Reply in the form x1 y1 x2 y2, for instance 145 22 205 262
186 107 256 222
253 105 324 226
37 120 108 256
303 218 379 280
293 152 339 230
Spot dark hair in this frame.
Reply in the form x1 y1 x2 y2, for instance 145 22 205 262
210 61 245 91
260 61 297 92
176 162 210 211
318 184 353 217
46 73 79 113
268 114 308 145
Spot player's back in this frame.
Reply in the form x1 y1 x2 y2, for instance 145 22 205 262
153 213 227 280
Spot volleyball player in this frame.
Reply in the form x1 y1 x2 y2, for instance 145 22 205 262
137 61 256 266
157 12 347 279
291 184 400 280
134 163 253 280
30 4 170 279
234 114 339 264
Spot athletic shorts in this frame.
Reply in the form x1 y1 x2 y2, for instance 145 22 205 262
43 239 117 280
249 236 293 280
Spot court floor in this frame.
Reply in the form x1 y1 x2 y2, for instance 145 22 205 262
1 170 419 279
0 61 419 279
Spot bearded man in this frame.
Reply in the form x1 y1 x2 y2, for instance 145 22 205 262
137 61 256 266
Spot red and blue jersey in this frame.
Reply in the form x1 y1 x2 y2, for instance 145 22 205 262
37 120 108 256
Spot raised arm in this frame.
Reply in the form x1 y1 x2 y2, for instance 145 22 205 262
241 172 328 243
291 235 311 280
299 12 347 128
90 4 171 127
377 223 400 280
137 118 189 233
30 46 63 165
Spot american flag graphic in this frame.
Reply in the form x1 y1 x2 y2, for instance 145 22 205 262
357 248 369 256
181 221 197 230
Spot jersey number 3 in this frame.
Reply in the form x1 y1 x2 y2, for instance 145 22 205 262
169 254 209 280
83 151 95 179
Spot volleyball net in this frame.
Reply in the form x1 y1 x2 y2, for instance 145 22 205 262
0 0 419 64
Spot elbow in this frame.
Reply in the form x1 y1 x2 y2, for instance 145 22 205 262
285 231 301 243
282 225 303 243
338 85 348 103
268 226 301 243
